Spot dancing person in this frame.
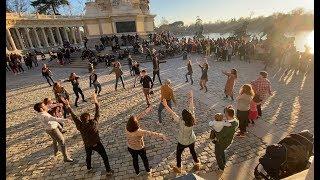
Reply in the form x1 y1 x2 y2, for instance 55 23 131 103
250 71 272 118
53 82 70 118
197 59 209 93
42 64 54 86
33 102 73 162
222 69 237 100
126 106 167 176
43 97 66 133
152 55 162 87
109 61 125 91
209 113 231 144
162 90 201 173
185 60 193 85
140 69 153 107
127 55 134 76
132 61 141 87
89 70 102 95
236 84 254 137
157 79 176 124
214 106 239 170
64 93 114 175
64 73 87 107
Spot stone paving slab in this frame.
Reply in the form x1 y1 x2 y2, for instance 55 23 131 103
6 54 314 179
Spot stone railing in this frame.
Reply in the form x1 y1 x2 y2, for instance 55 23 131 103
6 12 83 20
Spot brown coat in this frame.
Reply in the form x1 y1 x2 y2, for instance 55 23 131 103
224 72 236 96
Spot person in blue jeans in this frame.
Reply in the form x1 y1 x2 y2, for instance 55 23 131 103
157 79 176 124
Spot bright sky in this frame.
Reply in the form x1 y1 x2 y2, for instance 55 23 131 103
64 0 314 26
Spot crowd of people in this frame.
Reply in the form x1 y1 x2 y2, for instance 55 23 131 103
29 31 314 177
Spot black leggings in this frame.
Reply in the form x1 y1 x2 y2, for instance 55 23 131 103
44 75 54 86
128 147 150 175
176 142 199 168
237 110 249 134
257 104 262 117
115 76 125 90
152 70 162 87
73 88 85 105
85 141 111 171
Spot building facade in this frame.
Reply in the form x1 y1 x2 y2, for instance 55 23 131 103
6 0 155 54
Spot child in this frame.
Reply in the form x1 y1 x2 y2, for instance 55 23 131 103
248 95 262 125
209 113 231 143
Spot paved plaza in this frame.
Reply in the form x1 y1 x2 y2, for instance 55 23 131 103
6 55 314 180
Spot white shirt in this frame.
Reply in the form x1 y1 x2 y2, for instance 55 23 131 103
209 120 231 132
36 111 67 130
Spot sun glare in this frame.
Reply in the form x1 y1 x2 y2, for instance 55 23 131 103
307 31 314 53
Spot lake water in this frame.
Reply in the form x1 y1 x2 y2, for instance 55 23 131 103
178 31 314 54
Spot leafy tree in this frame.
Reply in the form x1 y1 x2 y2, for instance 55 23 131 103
31 0 70 15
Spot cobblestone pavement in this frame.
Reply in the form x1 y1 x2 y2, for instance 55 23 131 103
6 55 314 180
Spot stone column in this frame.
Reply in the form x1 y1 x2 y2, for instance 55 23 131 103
14 28 25 50
41 27 49 47
6 28 17 51
84 24 89 37
70 27 77 44
55 27 63 45
32 28 42 48
98 19 103 35
48 28 57 46
77 27 83 43
24 28 34 49
63 27 70 42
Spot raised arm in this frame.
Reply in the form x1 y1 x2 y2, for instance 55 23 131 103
140 129 167 140
187 90 195 116
136 106 153 121
222 70 230 76
63 100 82 129
162 99 179 123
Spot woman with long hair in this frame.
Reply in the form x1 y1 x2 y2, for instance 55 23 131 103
64 73 86 107
236 84 254 137
53 82 70 118
222 68 237 100
162 90 201 173
197 59 209 93
126 106 167 176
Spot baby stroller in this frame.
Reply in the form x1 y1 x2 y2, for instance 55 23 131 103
254 130 313 180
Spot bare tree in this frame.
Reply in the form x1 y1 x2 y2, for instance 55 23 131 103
7 0 30 13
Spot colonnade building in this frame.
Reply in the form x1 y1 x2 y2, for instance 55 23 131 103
6 0 155 54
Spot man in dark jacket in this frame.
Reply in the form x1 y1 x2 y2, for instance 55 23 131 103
152 55 162 87
65 94 114 175
215 106 239 170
